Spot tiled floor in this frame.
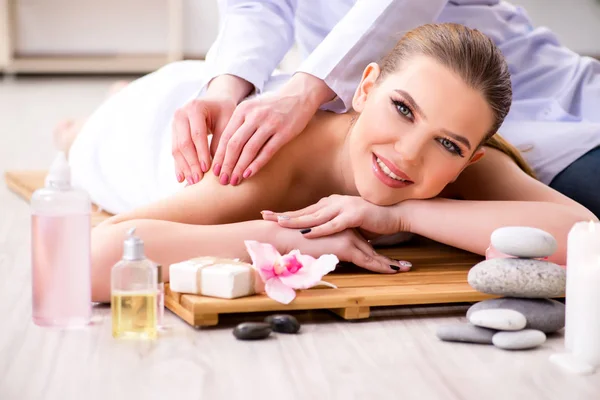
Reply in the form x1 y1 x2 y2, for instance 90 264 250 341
0 75 598 400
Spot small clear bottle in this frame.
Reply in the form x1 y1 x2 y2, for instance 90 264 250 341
111 228 158 339
156 264 164 328
31 152 92 328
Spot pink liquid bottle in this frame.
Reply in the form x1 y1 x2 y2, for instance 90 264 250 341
31 152 92 327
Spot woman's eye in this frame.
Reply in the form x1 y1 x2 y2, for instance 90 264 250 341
393 100 413 119
439 138 463 156
441 138 454 149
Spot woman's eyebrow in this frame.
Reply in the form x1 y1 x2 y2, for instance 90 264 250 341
394 89 472 150
441 129 472 150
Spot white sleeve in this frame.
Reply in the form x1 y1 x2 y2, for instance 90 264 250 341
200 0 298 96
296 0 449 112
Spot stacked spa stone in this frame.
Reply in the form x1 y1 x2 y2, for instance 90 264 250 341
437 227 566 350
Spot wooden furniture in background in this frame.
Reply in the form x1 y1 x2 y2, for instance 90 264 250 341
0 0 183 74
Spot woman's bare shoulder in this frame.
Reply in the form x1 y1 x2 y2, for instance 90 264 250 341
446 147 590 211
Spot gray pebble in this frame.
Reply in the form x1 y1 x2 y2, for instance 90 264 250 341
469 309 527 331
467 298 565 333
468 258 565 298
233 322 272 340
491 226 557 258
265 314 301 334
492 329 546 350
436 323 496 344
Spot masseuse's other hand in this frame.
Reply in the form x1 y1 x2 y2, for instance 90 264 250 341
172 74 254 185
171 96 236 185
277 226 410 274
263 195 409 239
212 73 336 186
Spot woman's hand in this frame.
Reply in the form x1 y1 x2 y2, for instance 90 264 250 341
211 73 336 186
274 224 411 274
263 195 409 239
171 96 236 185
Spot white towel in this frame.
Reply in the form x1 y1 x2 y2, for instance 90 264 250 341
68 60 289 214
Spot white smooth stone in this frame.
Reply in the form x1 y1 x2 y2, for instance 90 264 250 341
469 309 527 331
493 329 546 350
490 226 557 258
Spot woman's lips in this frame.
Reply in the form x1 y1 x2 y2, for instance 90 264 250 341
372 153 414 189
374 153 413 181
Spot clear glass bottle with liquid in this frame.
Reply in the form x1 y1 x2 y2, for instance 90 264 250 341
111 228 158 339
156 264 164 328
31 152 92 328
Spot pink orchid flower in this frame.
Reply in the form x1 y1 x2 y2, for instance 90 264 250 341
244 240 339 304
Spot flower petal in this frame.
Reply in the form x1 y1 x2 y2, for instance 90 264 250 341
313 280 337 289
244 240 280 281
279 252 304 275
294 252 315 269
279 254 339 289
265 278 297 304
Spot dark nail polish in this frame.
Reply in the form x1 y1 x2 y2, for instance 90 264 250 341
300 228 311 234
389 265 400 271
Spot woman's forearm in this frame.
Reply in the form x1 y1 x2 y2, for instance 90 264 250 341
402 199 598 265
91 219 277 302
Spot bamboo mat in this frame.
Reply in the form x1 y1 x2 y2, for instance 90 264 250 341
5 170 491 327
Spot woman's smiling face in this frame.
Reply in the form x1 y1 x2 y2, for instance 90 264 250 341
348 56 494 206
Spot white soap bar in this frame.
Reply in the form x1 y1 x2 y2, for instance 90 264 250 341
169 257 258 299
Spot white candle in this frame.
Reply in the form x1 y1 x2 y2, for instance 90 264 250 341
565 221 600 355
571 254 600 366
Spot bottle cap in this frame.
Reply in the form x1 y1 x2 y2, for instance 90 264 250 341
45 151 71 188
123 227 145 261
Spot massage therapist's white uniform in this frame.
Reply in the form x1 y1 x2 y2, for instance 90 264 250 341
69 0 600 215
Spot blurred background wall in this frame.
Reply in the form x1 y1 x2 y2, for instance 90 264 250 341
1 0 600 75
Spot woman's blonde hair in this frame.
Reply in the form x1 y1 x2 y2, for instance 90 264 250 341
377 23 536 178
485 134 537 178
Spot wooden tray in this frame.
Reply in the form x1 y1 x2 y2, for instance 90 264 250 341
165 239 490 327
6 170 491 327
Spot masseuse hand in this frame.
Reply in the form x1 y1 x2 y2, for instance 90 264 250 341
263 195 410 239
276 226 410 274
171 75 253 185
212 73 336 186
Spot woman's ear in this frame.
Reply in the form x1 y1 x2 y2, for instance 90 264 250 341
450 147 486 183
467 147 486 166
352 63 381 112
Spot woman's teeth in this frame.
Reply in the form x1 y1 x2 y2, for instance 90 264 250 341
376 157 407 182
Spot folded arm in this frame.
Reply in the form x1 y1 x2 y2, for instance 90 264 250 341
268 148 596 266
404 148 598 264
